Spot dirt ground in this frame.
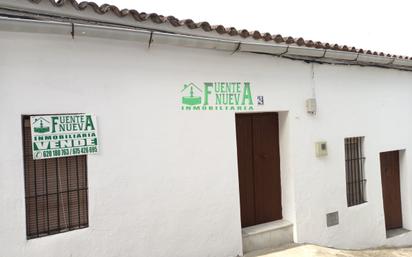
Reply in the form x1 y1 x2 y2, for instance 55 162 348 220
245 244 412 257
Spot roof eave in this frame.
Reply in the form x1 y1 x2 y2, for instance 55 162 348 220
1 1 412 71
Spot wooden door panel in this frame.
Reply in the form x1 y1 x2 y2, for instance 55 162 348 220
380 151 402 230
236 114 256 227
252 113 282 223
235 113 282 228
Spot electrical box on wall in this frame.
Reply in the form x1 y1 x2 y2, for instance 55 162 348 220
306 98 317 114
326 211 339 227
315 141 328 157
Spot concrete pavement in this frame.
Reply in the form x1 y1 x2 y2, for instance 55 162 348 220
244 244 412 257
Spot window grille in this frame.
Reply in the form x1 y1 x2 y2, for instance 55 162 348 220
22 116 88 239
345 137 366 207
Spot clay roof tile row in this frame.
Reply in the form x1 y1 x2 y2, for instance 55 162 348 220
26 0 411 60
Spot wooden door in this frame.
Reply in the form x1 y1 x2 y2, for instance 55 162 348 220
380 151 403 230
235 113 282 228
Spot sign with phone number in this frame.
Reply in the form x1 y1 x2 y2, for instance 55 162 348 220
30 114 99 160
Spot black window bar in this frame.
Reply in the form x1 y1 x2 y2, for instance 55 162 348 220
22 116 89 239
345 137 366 207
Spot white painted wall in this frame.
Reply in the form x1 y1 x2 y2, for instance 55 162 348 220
293 63 412 249
1 29 412 257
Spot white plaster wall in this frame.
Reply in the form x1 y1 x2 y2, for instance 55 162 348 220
400 150 412 232
292 63 412 249
1 29 412 257
278 111 297 240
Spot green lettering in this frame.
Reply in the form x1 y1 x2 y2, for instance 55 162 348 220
51 117 59 133
33 141 50 150
216 94 222 105
241 82 253 105
85 115 95 131
204 83 213 105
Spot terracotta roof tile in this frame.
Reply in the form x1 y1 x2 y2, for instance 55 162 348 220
198 22 212 32
261 33 272 41
238 29 250 38
285 36 294 44
252 31 262 40
273 35 284 43
26 0 406 60
296 38 305 46
305 40 314 48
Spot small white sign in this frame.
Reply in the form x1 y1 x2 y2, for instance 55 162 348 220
30 114 99 160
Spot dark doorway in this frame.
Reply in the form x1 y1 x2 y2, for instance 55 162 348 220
235 113 282 228
380 151 403 230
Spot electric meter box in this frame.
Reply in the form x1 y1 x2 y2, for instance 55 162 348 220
306 98 317 114
315 141 328 157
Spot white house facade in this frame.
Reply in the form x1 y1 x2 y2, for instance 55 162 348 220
1 1 412 257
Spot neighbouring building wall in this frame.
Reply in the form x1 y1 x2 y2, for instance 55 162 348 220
1 29 412 257
292 63 412 249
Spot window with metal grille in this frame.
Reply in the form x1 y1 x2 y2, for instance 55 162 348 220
22 116 89 239
344 137 366 207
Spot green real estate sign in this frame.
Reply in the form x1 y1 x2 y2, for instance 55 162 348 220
181 82 260 111
30 114 99 160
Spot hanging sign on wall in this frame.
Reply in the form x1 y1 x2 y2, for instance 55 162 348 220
30 114 99 160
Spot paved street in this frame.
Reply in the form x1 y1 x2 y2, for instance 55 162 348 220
245 244 412 257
